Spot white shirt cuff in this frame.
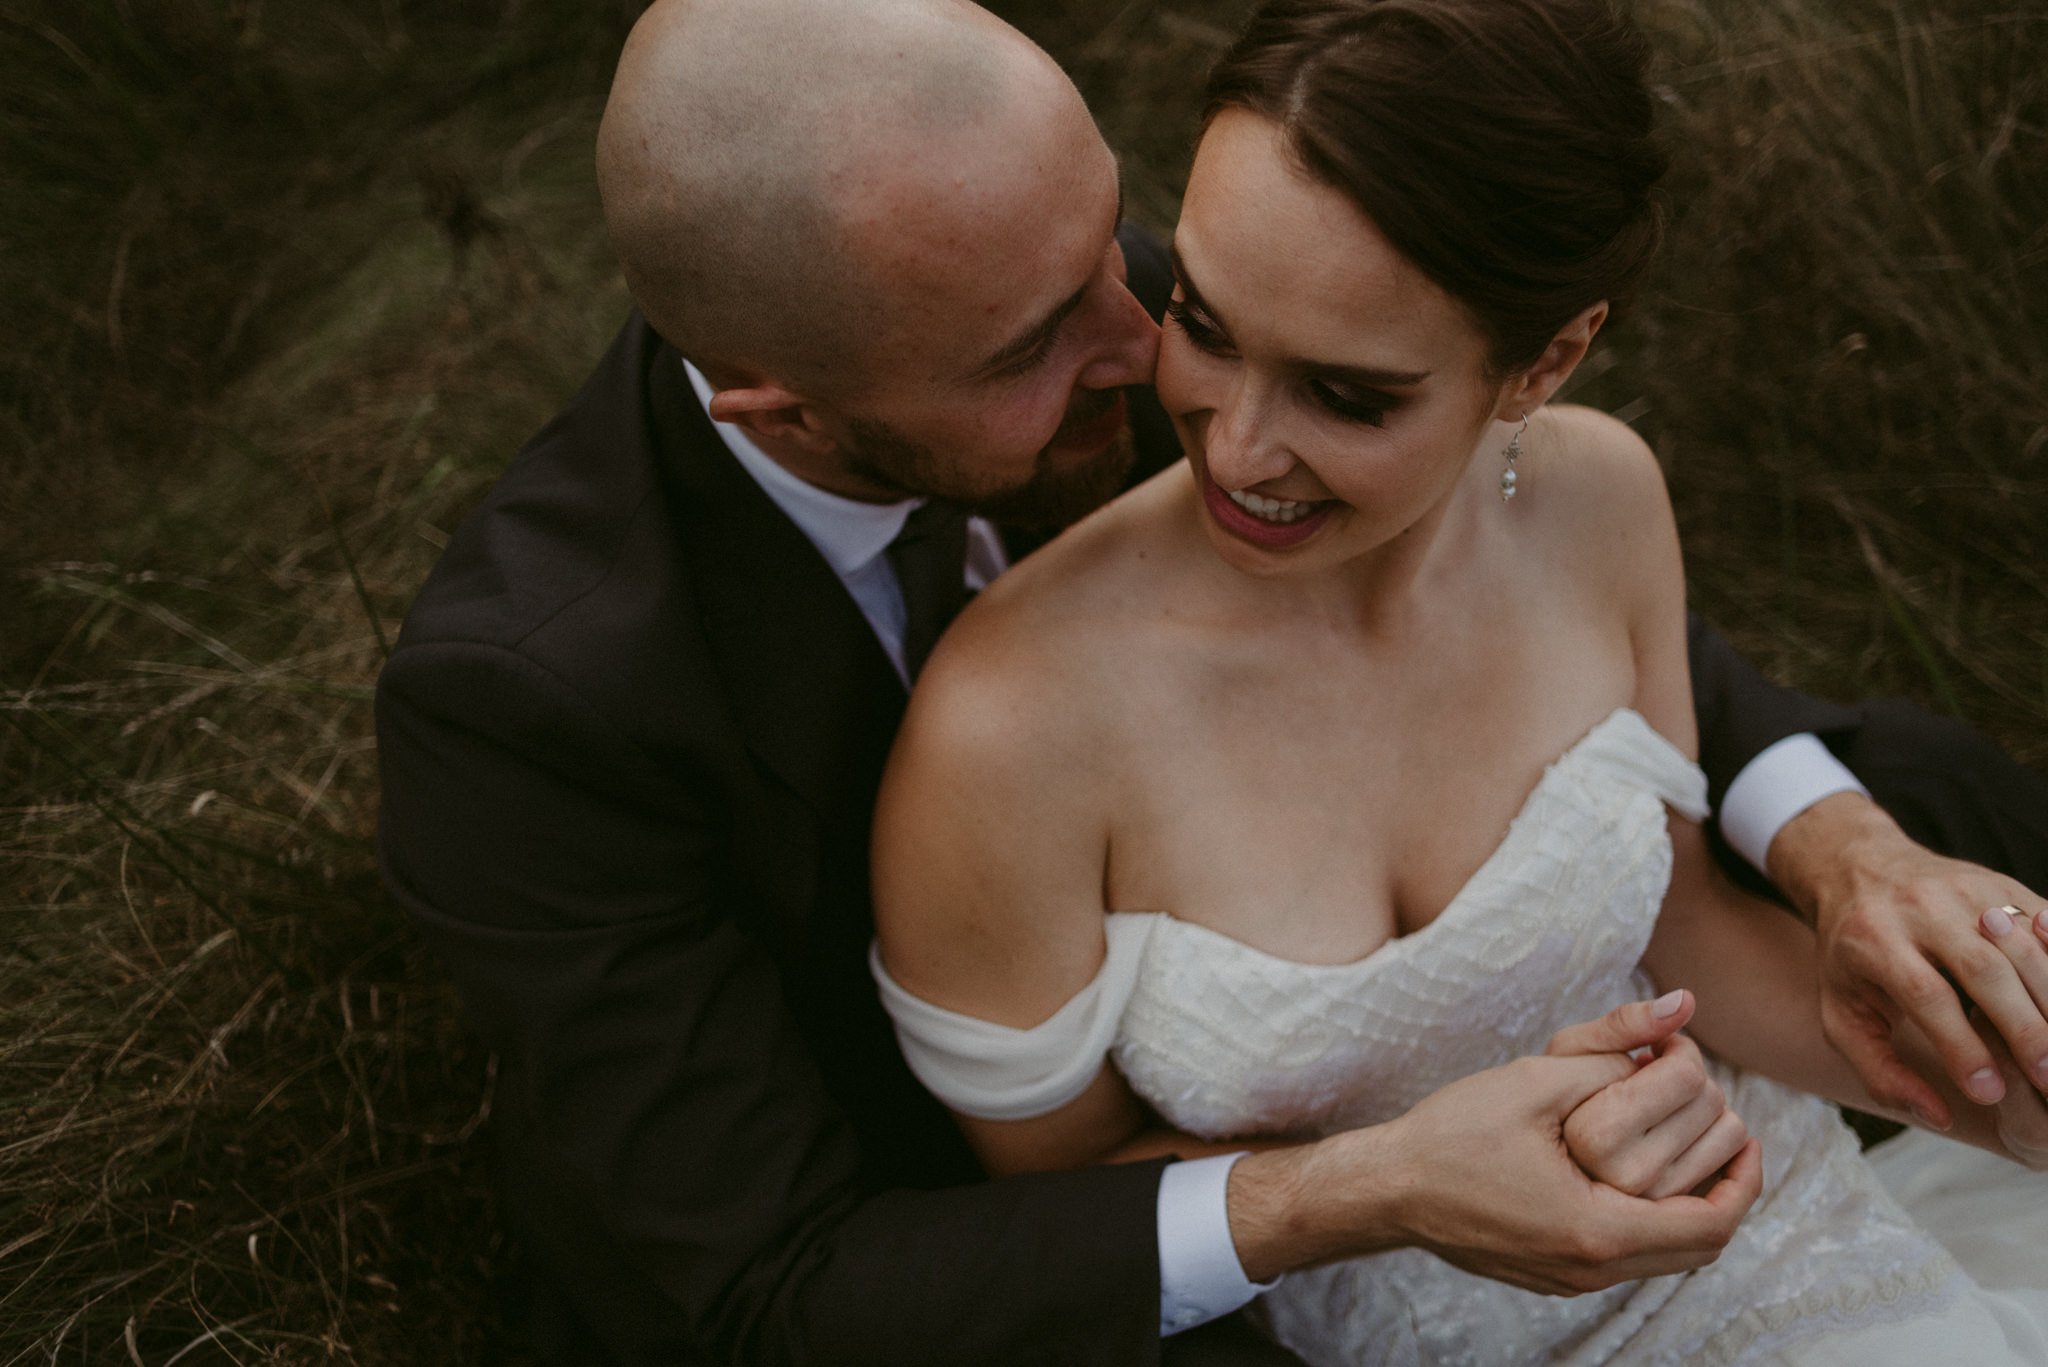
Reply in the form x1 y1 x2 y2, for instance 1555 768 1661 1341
1719 732 1871 876
1158 1152 1273 1335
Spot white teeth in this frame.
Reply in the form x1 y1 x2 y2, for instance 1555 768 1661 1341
1226 487 1317 524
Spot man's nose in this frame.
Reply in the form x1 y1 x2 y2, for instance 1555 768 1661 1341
1076 282 1161 391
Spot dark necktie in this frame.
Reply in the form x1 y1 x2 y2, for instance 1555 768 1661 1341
885 500 971 683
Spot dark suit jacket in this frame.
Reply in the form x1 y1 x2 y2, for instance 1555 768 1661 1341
376 228 1866 1366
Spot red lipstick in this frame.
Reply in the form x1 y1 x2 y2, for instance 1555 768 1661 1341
1199 466 1334 549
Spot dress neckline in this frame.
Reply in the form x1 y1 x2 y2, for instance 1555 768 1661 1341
1115 706 1698 973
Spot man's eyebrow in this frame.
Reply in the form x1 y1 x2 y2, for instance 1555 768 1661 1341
1169 246 1432 389
970 180 1127 380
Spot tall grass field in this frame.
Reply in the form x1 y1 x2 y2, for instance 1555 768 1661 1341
3 0 2043 1361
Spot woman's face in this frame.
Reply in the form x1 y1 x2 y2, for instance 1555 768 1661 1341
1157 109 1515 580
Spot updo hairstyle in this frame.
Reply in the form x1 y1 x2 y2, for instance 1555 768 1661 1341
1205 0 1668 377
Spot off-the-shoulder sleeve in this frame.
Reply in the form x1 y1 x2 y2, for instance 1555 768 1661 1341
870 913 1161 1120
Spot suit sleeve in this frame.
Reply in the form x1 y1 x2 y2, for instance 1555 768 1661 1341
377 642 1167 1366
1687 613 1860 812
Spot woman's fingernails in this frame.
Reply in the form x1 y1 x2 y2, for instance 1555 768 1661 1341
2034 1055 2048 1088
1913 1102 1953 1132
1983 905 2016 937
1966 1067 2005 1103
1652 989 1685 1019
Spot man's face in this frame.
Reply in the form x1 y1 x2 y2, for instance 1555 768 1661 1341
829 95 1160 526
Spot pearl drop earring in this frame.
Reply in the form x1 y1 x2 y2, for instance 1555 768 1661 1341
1500 415 1528 503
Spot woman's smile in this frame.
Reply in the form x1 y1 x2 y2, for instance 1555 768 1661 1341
1157 110 1518 583
1199 463 1337 548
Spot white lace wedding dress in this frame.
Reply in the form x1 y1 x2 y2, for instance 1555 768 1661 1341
1101 709 2048 1366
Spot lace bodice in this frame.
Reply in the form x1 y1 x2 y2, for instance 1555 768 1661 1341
1112 709 1962 1367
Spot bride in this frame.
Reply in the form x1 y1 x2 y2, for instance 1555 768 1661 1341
867 0 2048 1362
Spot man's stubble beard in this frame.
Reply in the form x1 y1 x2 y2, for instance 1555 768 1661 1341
843 392 1138 530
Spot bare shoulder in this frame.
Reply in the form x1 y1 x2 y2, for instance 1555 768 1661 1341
1530 403 1669 521
905 465 1185 758
1518 405 1693 740
1518 403 1677 585
872 472 1185 1015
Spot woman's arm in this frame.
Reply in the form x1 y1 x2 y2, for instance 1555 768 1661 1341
966 1064 1286 1173
871 604 1202 1176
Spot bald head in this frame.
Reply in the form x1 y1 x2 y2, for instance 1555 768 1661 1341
598 0 1093 396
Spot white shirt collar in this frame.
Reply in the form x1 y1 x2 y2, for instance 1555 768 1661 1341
682 359 917 576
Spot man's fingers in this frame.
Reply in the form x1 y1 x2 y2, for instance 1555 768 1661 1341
1975 904 2048 1091
1822 990 1952 1129
1546 991 1692 1060
1570 1138 1763 1285
1886 954 2008 1105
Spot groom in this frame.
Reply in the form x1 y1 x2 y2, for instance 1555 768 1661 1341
376 1 2048 1363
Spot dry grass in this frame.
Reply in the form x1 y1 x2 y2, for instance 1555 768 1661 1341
1606 0 2048 767
1 0 2042 1361
3 3 632 1360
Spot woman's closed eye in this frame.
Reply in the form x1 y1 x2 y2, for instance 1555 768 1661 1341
1307 376 1392 427
1171 288 1397 426
1166 294 1235 357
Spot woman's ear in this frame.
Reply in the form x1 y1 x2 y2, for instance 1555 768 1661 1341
1494 301 1610 420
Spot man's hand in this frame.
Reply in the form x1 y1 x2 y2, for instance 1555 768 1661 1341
1222 999 1762 1295
1768 792 2048 1130
1552 992 1752 1199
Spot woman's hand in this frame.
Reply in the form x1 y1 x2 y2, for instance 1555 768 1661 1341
1547 990 1752 1199
1983 1026 2048 1171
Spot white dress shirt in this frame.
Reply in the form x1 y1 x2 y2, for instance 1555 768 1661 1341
682 362 1004 685
1719 733 1871 875
684 360 1864 1334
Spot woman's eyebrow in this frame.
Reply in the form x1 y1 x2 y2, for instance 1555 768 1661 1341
1170 245 1431 388
1169 245 1222 323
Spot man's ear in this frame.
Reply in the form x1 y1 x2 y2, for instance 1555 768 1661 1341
706 381 842 457
1493 301 1609 422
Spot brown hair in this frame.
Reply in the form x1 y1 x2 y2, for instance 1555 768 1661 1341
1206 0 1667 375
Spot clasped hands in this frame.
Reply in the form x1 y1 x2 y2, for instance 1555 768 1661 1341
1771 792 2048 1169
1319 990 1759 1298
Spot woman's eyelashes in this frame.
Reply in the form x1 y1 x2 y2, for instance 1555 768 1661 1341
1307 377 1392 427
1165 294 1234 356
1169 293 1395 428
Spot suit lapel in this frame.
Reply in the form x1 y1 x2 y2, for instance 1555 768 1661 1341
646 344 908 826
